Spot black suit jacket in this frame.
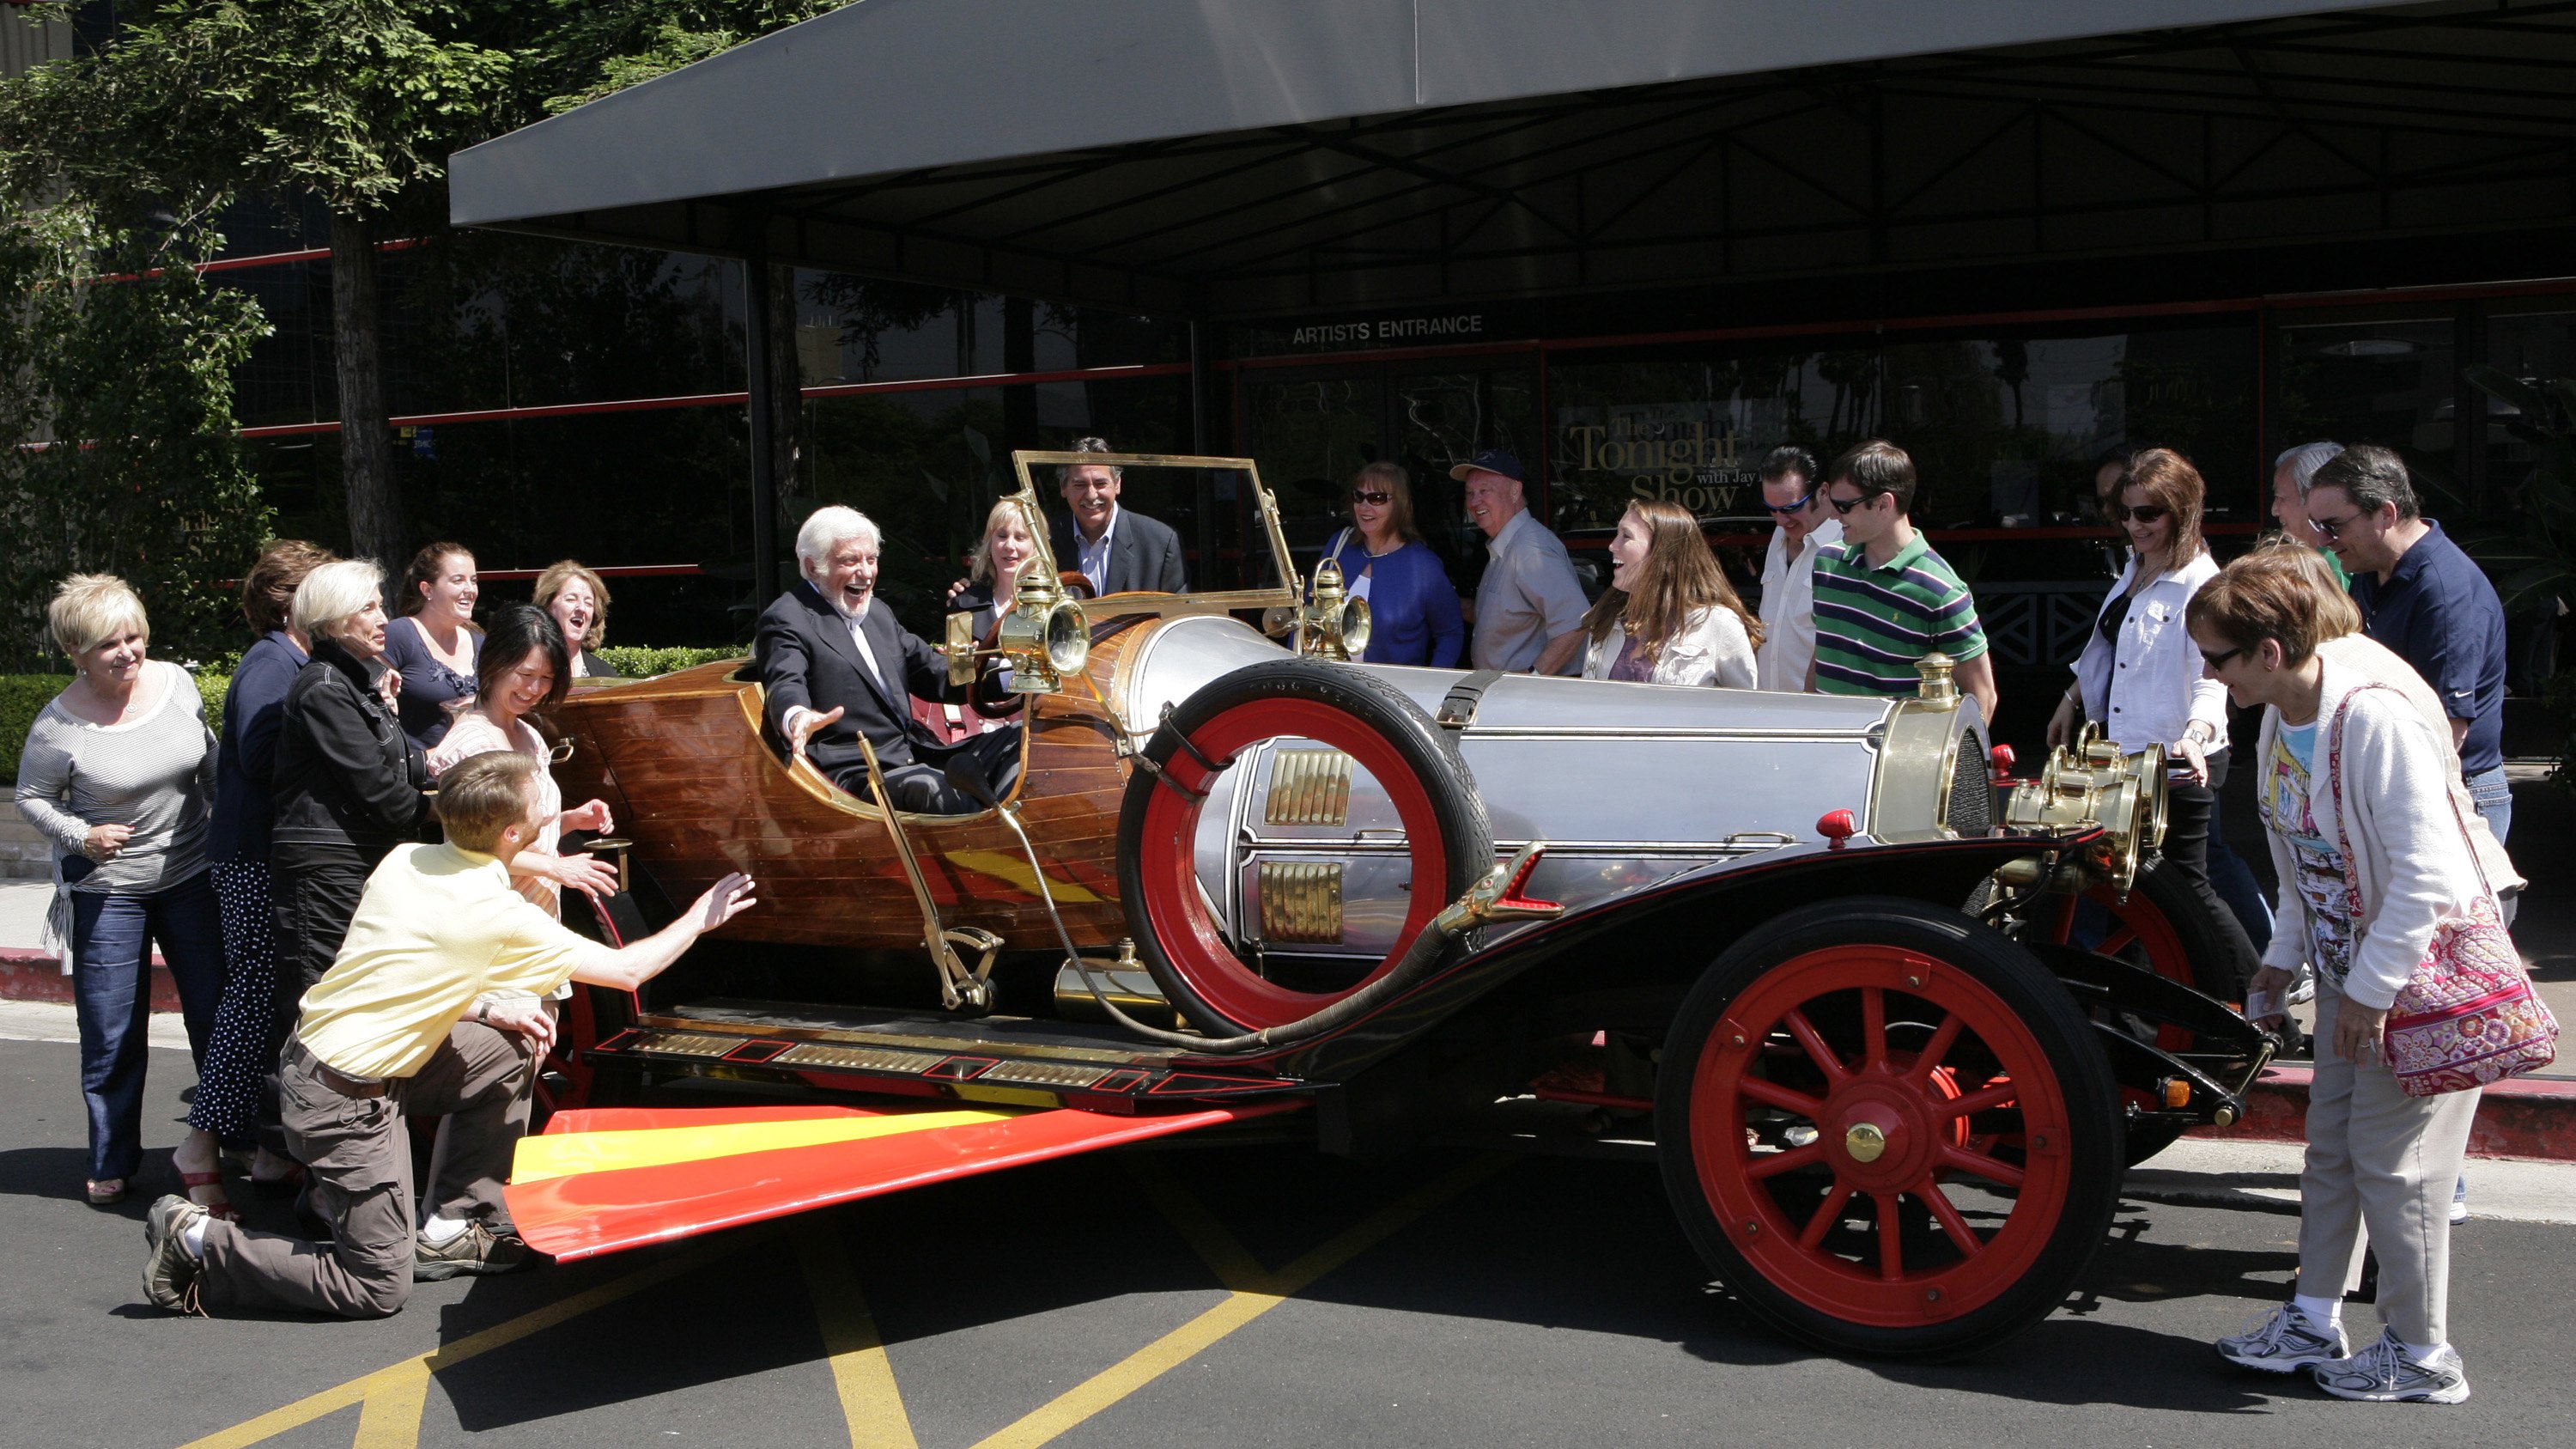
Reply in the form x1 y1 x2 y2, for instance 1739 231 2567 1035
1050 507 1188 595
754 581 962 776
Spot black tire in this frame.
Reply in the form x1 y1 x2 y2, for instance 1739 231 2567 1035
1656 897 2125 1359
1115 658 1492 1036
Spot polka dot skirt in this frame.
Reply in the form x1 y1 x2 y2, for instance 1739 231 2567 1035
185 858 276 1142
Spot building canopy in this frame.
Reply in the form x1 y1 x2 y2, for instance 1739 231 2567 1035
450 0 2576 318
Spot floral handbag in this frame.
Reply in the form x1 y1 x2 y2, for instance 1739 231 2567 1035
2326 687 2560 1096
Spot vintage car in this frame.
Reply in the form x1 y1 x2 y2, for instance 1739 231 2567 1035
511 452 2270 1361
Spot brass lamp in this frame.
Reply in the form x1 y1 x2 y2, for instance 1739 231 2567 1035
994 565 1090 693
1297 556 1372 661
1997 721 2170 898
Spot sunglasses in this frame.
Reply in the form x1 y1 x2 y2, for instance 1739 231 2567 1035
2308 511 2363 541
2111 502 2170 524
1824 490 1877 514
1764 489 1817 517
1351 490 1393 507
2198 645 2245 670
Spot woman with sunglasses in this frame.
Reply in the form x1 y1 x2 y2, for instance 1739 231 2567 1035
2190 547 2492 1403
1579 498 1762 686
1319 461 1464 667
2048 448 2235 898
425 606 617 916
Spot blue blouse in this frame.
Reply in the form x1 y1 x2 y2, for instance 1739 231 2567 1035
380 614 479 751
1322 533 1466 668
206 630 307 863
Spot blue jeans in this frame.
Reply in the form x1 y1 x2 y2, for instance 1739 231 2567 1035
70 870 225 1182
2464 765 2512 850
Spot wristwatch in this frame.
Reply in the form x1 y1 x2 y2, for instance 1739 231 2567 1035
476 1000 493 1026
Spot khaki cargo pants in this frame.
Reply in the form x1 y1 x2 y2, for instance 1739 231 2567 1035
196 1024 534 1318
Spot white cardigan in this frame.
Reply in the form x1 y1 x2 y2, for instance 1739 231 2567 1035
2316 634 2521 897
1583 606 1757 688
2072 551 2227 756
2256 655 2506 1010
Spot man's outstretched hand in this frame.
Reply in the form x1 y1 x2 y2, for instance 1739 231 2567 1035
787 705 843 755
690 872 758 934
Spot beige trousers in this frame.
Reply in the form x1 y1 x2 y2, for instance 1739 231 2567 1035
2296 989 2481 1346
197 1024 533 1318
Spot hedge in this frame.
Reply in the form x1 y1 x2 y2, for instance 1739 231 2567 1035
2 646 740 781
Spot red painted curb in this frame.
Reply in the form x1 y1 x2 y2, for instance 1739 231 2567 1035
2192 1062 2576 1163
0 948 179 1013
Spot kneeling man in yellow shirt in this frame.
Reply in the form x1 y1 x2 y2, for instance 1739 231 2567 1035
141 749 756 1317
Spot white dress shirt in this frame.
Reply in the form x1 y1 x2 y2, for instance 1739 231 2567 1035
1754 517 1841 691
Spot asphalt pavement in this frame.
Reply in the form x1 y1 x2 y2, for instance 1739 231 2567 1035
4 1030 2573 1449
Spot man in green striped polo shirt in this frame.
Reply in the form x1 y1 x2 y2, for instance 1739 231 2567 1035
1804 440 2000 722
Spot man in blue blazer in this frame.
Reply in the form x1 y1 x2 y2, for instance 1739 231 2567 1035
756 506 1018 813
1049 436 1188 596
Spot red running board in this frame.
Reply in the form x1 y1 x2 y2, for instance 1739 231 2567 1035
507 1100 1302 1262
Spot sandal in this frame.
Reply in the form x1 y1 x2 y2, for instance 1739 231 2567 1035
85 1178 126 1206
250 1160 305 1201
178 1170 240 1223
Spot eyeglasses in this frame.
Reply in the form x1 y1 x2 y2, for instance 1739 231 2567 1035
2198 645 2245 670
1351 490 1392 507
1764 489 1817 517
2111 502 2170 524
2308 511 2362 541
1824 490 1875 514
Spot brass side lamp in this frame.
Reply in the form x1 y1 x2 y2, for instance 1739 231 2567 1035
994 565 1090 693
1296 556 1372 661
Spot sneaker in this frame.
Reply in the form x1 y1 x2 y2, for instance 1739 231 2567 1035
2450 1175 2469 1227
2215 1305 2348 1373
2286 968 2317 1007
141 1194 208 1313
2312 1330 2470 1403
414 1221 532 1281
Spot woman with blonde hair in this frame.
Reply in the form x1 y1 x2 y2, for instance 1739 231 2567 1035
533 559 621 679
13 575 225 1206
1319 461 1464 667
1579 498 1761 686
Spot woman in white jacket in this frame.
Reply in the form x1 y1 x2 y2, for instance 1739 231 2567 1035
1580 499 1761 688
2189 547 2492 1405
2047 448 2232 893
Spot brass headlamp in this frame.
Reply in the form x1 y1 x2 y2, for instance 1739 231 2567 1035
1997 722 2170 898
994 566 1089 694
1296 556 1371 661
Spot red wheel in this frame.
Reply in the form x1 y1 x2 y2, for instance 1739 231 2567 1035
1117 660 1491 1034
1660 898 2123 1358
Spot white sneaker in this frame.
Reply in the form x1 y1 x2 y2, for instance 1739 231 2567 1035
2286 968 2317 1007
2449 1175 2469 1227
2311 1330 2470 1403
2215 1305 2348 1373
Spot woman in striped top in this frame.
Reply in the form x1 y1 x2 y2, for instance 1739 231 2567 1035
12 576 226 1206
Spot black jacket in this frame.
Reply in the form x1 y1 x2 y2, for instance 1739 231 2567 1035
1049 507 1188 596
270 636 434 869
754 581 967 777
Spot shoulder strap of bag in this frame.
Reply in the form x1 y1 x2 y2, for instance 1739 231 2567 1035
2324 682 2497 918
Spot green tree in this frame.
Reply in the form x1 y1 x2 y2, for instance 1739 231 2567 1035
0 0 514 576
0 204 270 667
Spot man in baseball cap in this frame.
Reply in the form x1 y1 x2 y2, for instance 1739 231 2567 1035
1452 451 1587 674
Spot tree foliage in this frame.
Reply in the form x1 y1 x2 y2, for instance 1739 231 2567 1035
0 206 271 668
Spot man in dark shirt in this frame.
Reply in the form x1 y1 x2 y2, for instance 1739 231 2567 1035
2306 445 2512 845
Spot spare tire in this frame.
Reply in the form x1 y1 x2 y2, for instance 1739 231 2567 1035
1116 659 1492 1035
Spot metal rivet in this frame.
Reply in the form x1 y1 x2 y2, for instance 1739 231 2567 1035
1743 1221 1760 1235
2032 1134 2050 1150
1729 1032 1747 1048
1925 1288 1942 1302
1906 975 1923 988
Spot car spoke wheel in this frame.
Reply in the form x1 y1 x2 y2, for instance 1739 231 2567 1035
1660 898 2122 1358
1118 660 1491 1035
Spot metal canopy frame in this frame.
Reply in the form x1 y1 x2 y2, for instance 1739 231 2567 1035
453 2 2576 320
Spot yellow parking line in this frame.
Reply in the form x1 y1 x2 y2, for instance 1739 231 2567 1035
794 1220 920 1448
969 1154 1512 1449
180 1228 771 1449
349 1360 430 1449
